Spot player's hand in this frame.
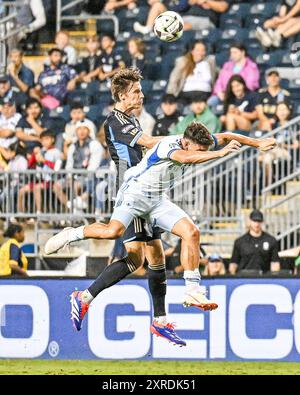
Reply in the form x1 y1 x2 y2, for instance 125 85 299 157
258 137 277 151
219 140 241 157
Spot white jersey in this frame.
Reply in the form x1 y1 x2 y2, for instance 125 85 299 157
123 135 187 194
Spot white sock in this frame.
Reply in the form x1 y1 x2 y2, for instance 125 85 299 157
154 315 167 325
81 289 94 304
184 270 201 293
69 226 85 242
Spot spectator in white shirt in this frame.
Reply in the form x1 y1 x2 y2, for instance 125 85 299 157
17 0 46 35
53 122 104 210
63 103 96 159
133 105 155 136
55 31 77 66
167 41 216 106
0 99 21 148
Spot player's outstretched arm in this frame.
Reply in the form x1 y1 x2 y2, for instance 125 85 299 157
170 140 241 164
136 133 163 149
215 132 277 151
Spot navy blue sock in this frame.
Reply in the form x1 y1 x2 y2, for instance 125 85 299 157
88 257 136 297
148 265 167 318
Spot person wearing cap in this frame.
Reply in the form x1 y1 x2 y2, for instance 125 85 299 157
256 69 291 132
34 48 79 106
0 75 18 106
229 209 281 275
0 99 21 148
7 48 34 93
153 94 182 137
53 122 104 210
170 94 221 135
63 104 96 159
203 254 226 276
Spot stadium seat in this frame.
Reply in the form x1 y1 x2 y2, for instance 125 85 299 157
51 105 71 122
219 14 243 29
250 3 280 17
215 50 229 67
44 116 66 135
194 29 220 45
280 78 289 89
141 80 154 96
145 41 161 57
215 39 234 53
152 80 168 91
220 28 248 42
93 91 112 105
84 104 106 126
279 53 295 67
228 3 251 18
244 14 267 29
287 79 300 100
67 89 94 106
256 51 285 68
160 52 179 80
145 100 160 116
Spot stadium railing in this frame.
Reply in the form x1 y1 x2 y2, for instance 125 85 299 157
172 116 300 252
0 1 27 72
0 168 117 220
56 0 119 37
0 118 299 257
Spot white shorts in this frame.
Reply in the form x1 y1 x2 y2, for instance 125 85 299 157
111 183 189 233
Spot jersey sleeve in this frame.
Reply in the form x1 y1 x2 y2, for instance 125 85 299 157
9 243 21 265
108 118 143 147
270 238 280 262
156 138 182 159
231 239 241 265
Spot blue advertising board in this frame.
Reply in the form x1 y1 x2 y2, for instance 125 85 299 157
0 278 300 361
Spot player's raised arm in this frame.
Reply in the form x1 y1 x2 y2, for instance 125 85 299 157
215 132 277 151
170 140 241 164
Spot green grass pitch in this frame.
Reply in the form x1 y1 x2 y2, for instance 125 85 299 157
0 360 300 375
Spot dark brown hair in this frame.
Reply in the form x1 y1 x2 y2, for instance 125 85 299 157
4 223 23 238
224 74 248 113
111 67 143 102
183 121 214 146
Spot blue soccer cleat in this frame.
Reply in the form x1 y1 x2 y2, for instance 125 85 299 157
150 321 186 347
70 291 89 331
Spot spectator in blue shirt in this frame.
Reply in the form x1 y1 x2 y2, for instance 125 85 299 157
34 48 79 105
7 49 35 93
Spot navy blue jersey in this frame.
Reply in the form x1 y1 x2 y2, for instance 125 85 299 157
104 108 143 189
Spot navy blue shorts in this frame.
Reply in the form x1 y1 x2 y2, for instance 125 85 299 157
123 217 162 244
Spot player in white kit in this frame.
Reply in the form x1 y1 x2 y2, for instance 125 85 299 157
45 121 276 343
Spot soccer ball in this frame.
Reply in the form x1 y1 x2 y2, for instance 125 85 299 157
153 11 184 42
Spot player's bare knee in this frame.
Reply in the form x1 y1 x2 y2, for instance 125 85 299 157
126 250 144 268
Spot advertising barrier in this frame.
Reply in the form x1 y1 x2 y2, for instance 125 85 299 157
0 278 300 361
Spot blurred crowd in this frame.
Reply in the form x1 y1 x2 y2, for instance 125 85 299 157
0 0 299 218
